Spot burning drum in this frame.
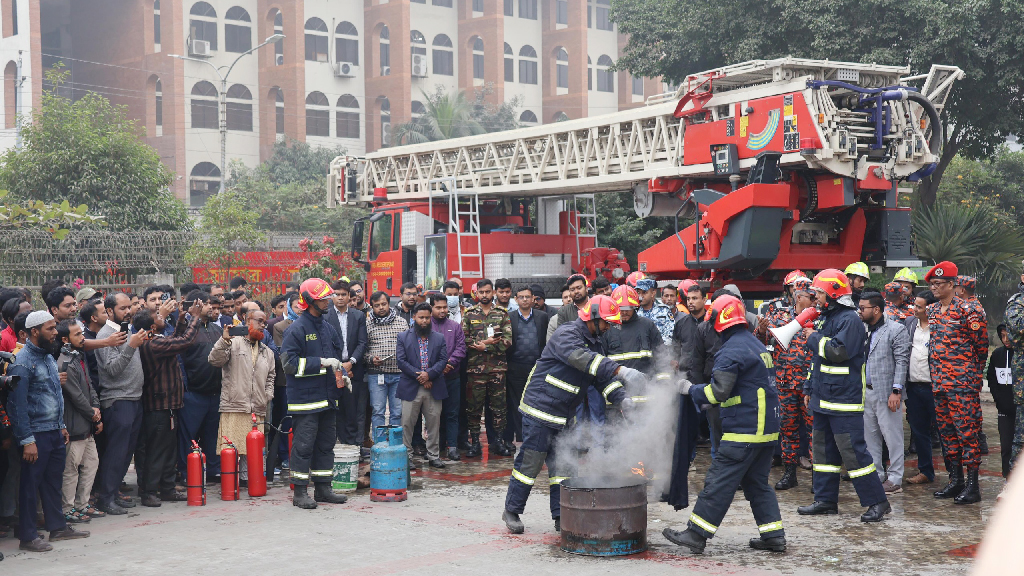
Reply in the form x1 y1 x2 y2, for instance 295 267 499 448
559 477 647 556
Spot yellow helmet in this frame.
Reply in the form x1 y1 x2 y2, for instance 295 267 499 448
844 261 870 280
893 267 918 285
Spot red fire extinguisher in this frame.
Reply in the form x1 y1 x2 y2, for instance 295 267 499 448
246 413 267 497
187 440 206 507
221 437 239 501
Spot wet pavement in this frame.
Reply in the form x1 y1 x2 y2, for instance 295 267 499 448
1 402 999 575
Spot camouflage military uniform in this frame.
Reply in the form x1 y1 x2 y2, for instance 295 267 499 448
927 296 988 471
462 304 513 437
638 302 675 345
1004 285 1024 470
884 282 913 322
769 309 812 465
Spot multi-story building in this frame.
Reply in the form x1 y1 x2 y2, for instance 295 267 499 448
0 0 659 206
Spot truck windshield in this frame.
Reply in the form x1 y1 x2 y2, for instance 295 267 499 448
368 212 393 259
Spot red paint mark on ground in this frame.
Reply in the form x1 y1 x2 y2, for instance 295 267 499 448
946 543 979 558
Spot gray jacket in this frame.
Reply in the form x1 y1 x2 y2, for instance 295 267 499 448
865 317 910 392
95 321 145 409
58 346 99 440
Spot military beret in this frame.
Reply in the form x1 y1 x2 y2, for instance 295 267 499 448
924 261 957 282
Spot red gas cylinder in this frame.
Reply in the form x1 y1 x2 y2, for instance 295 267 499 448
186 441 206 507
221 437 240 501
246 414 267 497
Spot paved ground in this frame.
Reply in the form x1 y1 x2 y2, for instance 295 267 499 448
1 403 1001 575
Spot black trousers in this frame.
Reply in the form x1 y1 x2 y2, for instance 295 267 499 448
141 409 177 496
687 441 783 540
505 362 533 443
19 430 66 543
998 411 1014 478
337 374 368 445
290 409 336 486
95 399 142 505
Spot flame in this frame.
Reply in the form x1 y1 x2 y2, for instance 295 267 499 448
631 461 649 478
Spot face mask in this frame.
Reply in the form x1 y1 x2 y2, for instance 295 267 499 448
446 296 460 311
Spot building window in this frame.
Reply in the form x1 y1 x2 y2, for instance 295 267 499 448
336 94 360 139
473 0 484 12
190 162 221 207
304 18 328 62
518 45 537 85
553 111 569 122
336 21 359 65
504 43 513 82
190 80 218 129
432 34 453 76
411 30 426 62
411 0 425 5
555 47 568 89
10 0 17 35
380 98 392 146
520 110 537 124
595 0 613 30
275 87 284 134
596 54 614 92
411 100 425 118
274 11 283 65
472 37 484 80
433 0 453 6
503 0 513 16
632 76 643 96
306 92 330 137
518 0 537 19
587 56 592 90
190 2 217 50
226 84 252 131
224 7 251 53
153 1 161 47
379 26 390 75
154 79 163 134
556 0 568 24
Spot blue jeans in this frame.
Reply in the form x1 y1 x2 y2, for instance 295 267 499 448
905 382 936 480
369 373 402 435
176 390 222 478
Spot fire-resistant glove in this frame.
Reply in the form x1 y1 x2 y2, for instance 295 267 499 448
321 357 342 371
620 397 636 415
676 378 693 396
616 366 647 389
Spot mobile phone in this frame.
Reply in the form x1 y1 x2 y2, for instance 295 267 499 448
229 325 249 337
119 321 130 333
161 293 171 301
380 354 395 362
183 300 195 309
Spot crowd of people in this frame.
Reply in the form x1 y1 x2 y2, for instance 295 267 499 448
0 256 1014 556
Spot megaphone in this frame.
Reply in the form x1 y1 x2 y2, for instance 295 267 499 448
769 307 820 351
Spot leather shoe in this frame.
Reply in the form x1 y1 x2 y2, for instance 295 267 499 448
495 440 513 457
19 537 53 552
860 501 891 522
117 495 136 508
160 491 188 502
662 528 706 554
140 494 162 507
97 501 127 516
797 501 838 515
749 536 786 552
503 509 525 534
906 473 933 485
554 517 561 532
445 447 461 461
428 458 446 469
49 526 90 541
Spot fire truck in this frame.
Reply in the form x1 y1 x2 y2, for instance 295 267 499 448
328 58 962 297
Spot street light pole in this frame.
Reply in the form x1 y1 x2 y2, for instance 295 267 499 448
169 33 285 196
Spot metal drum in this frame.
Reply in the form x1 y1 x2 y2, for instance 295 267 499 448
559 477 648 556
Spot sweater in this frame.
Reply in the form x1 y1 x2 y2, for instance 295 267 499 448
94 320 145 409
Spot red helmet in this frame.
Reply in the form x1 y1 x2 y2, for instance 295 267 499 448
578 294 622 325
811 269 852 299
610 285 640 310
783 270 807 286
297 278 333 311
625 271 647 288
711 295 747 333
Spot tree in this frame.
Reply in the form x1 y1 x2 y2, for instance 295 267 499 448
254 139 345 186
613 0 1024 205
595 193 673 268
934 148 1024 229
392 85 523 145
0 190 106 239
0 66 190 231
185 191 266 272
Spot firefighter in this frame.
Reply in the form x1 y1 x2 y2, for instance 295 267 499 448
756 270 806 338
604 285 669 408
773 277 814 490
893 267 918 299
662 295 785 554
927 263 987 504
884 281 914 322
280 278 350 509
844 262 870 307
501 295 646 534
797 269 890 522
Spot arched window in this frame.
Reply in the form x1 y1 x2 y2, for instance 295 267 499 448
190 81 218 129
225 7 251 53
154 79 163 135
226 84 252 131
504 43 513 82
153 1 161 49
305 18 328 62
380 98 392 146
411 100 426 117
519 110 538 124
306 91 330 136
273 10 283 65
190 2 217 50
3 62 15 129
336 21 358 64
518 45 537 85
472 37 484 80
555 47 568 89
587 55 592 90
596 54 614 92
274 87 284 134
336 94 360 139
432 34 453 76
379 26 391 75
553 111 569 122
190 162 221 207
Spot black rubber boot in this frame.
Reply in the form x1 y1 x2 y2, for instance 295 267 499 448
313 483 348 504
934 466 965 499
860 501 891 522
979 432 990 455
466 435 482 458
954 469 981 505
553 517 560 532
797 501 838 515
774 464 798 491
663 528 707 554
503 509 524 534
292 485 317 509
749 536 786 552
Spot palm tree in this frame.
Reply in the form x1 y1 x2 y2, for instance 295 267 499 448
391 89 487 146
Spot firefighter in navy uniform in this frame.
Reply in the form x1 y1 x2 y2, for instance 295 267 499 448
280 278 350 509
502 295 647 534
797 269 890 522
604 285 671 410
662 295 785 555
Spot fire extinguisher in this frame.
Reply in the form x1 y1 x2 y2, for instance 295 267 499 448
187 440 206 507
221 437 240 501
246 413 267 497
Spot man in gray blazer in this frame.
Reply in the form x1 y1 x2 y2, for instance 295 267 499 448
858 292 911 494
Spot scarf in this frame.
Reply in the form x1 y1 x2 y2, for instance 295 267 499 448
370 307 398 326
286 296 299 321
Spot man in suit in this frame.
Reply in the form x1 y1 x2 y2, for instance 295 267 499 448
326 280 367 446
505 285 548 443
396 303 449 469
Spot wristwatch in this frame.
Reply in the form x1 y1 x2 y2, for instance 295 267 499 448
891 388 900 396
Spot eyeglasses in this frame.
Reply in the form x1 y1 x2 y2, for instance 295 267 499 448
858 305 879 312
928 280 950 287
